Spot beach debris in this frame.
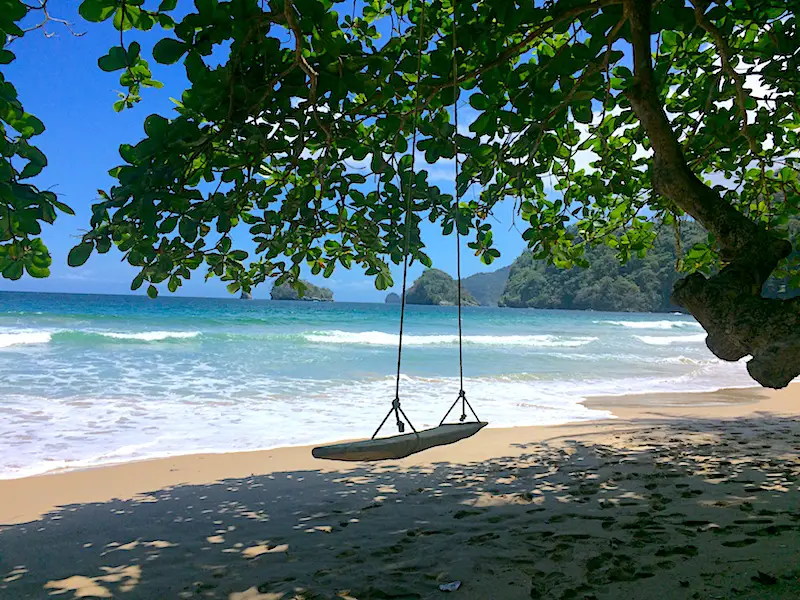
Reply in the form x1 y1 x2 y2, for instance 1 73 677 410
438 581 461 592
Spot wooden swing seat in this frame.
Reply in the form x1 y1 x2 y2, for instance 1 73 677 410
312 421 487 462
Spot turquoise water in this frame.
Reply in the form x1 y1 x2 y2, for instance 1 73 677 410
0 291 752 478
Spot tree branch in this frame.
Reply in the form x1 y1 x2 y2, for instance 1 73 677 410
690 0 757 153
622 0 800 388
11 0 85 42
623 0 772 261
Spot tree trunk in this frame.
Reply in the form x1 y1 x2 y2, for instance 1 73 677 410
623 0 800 388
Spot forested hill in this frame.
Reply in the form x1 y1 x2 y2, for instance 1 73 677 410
406 269 480 306
462 266 512 306
498 223 708 312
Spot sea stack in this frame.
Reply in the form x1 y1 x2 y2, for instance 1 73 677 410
271 280 334 302
240 291 253 300
406 269 479 306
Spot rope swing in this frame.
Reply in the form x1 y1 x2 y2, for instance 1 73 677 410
312 0 487 462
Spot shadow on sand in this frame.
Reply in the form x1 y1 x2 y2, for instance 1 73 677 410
1 414 799 600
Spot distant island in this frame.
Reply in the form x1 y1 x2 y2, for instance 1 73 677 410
406 269 479 306
271 280 334 302
385 292 401 304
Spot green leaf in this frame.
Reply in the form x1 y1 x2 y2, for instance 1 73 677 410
51 198 75 216
144 114 169 138
375 272 390 290
2 261 23 281
98 46 128 72
0 50 15 65
572 103 593 124
127 41 141 62
19 147 47 179
67 241 94 267
25 262 50 278
147 284 158 298
469 94 489 110
14 114 45 138
179 218 198 242
152 38 188 64
131 271 145 290
79 0 118 22
471 113 494 135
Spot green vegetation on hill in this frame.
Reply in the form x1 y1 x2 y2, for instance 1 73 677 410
499 223 708 312
762 217 800 300
271 280 333 302
406 269 479 307
462 266 512 306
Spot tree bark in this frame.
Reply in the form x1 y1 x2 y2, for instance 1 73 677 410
623 0 800 388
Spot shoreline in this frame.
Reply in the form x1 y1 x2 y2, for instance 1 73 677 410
0 381 762 484
1 384 798 599
1 383 797 526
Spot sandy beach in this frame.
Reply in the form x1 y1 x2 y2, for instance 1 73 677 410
1 385 799 599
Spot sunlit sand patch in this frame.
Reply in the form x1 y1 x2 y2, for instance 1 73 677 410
144 540 176 549
228 587 285 599
494 476 516 485
298 512 330 522
241 543 289 558
241 510 269 522
45 575 112 598
132 494 158 503
207 535 225 544
44 565 141 597
3 566 28 584
304 525 332 533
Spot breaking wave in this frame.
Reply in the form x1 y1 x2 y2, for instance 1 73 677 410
635 334 706 346
599 320 701 330
304 330 598 347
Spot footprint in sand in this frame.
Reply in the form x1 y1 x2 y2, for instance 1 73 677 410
721 538 758 548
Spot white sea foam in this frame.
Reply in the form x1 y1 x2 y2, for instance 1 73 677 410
0 361 759 479
0 331 52 348
305 330 598 347
97 331 201 341
598 320 701 329
635 334 706 346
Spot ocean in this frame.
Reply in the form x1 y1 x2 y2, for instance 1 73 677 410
0 291 754 479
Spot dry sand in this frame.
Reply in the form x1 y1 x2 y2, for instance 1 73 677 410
1 385 799 599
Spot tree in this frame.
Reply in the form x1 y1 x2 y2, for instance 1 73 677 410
1 0 798 387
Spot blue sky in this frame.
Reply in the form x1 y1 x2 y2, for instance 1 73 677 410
1 1 528 302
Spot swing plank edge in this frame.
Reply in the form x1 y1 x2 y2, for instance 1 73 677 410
312 422 488 461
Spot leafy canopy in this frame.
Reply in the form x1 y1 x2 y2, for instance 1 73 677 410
2 0 798 300
1 1 76 281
